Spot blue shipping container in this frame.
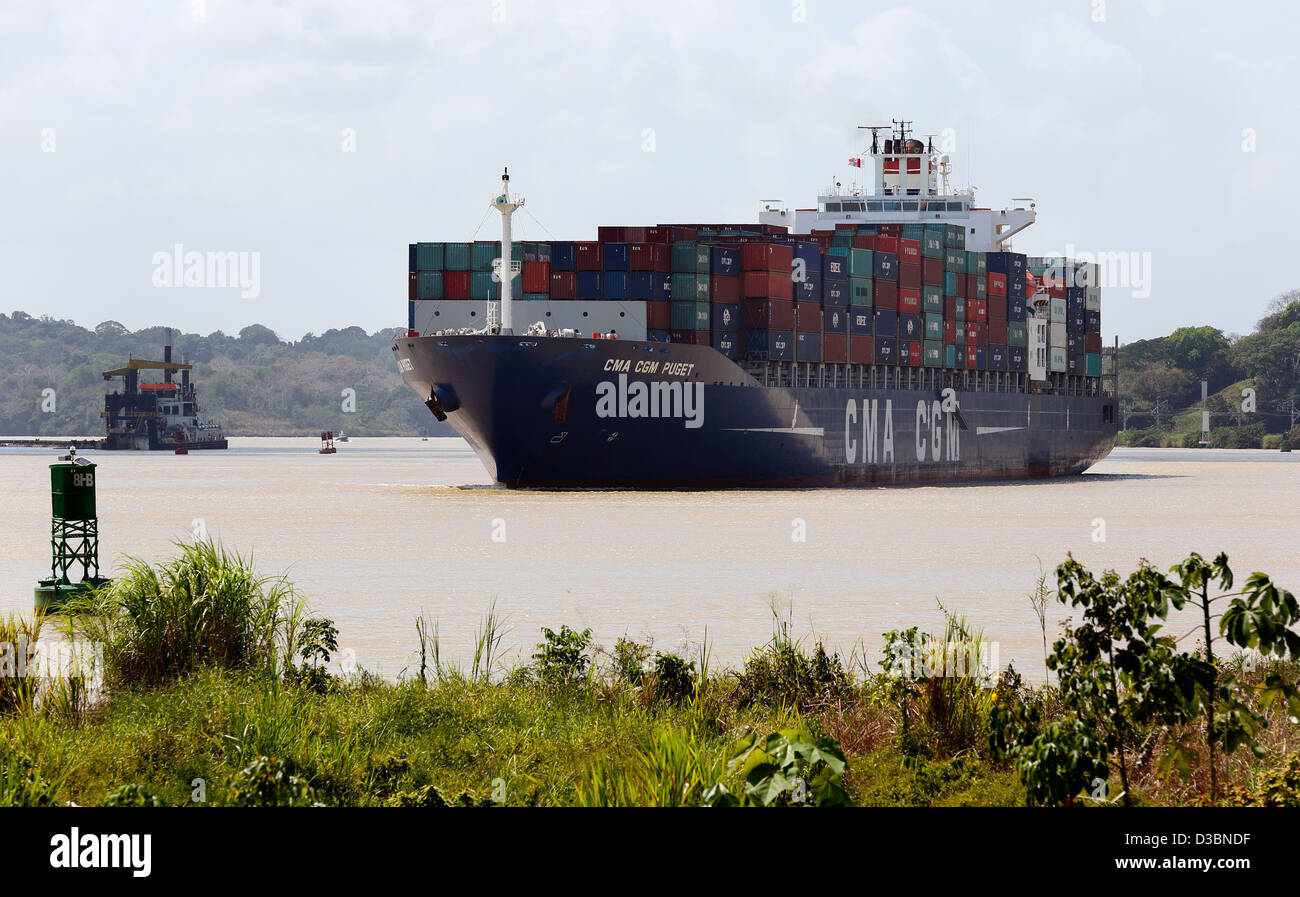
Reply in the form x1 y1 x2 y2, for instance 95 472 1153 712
577 271 603 299
988 344 1008 371
824 255 849 279
794 273 822 302
823 307 848 333
874 336 897 365
744 329 794 361
711 331 740 360
898 313 923 341
779 241 822 272
848 309 873 334
711 303 742 332
603 243 629 272
795 331 822 362
1009 347 1027 372
873 309 898 337
654 273 673 301
551 242 576 271
603 271 628 300
824 279 847 308
874 252 898 281
629 271 654 300
709 245 741 276
408 244 417 273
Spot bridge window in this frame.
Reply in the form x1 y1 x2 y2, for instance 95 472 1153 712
947 201 964 211
902 201 918 210
824 202 841 212
867 202 882 211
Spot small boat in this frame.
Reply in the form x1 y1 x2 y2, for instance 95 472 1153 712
319 431 337 454
337 432 350 443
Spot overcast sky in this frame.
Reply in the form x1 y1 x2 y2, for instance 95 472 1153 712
1 0 1293 343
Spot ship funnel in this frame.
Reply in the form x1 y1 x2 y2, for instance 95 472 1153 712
490 169 525 335
164 327 173 382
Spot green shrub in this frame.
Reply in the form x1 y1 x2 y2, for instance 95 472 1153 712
531 626 593 686
610 637 650 687
104 783 164 807
646 652 695 705
735 641 853 712
706 728 851 807
75 540 300 688
226 756 317 807
1226 755 1300 807
0 613 39 714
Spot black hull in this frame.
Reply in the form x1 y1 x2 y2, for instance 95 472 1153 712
392 334 1117 489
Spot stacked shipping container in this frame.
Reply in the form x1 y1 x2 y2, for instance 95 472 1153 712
408 228 1102 372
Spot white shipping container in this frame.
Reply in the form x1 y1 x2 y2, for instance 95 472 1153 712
1049 346 1067 373
1050 321 1067 347
1085 287 1101 311
1050 297 1067 323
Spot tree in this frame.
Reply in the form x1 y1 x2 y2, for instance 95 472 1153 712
1165 326 1235 391
1129 363 1193 407
94 320 129 337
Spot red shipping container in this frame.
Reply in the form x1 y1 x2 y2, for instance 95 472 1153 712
741 270 792 300
823 332 848 364
922 257 943 285
943 320 956 343
835 222 857 231
954 273 966 297
665 226 698 243
987 295 1007 319
848 335 874 363
906 341 922 367
795 301 822 331
1085 332 1102 354
444 271 471 300
987 272 1007 297
898 262 921 289
966 322 986 345
670 329 710 345
741 242 794 273
743 298 795 330
629 243 669 271
966 346 979 369
1049 283 1067 299
878 224 903 237
644 227 669 244
875 279 899 310
646 300 670 330
522 261 550 294
899 287 921 315
944 296 958 319
875 236 900 255
408 272 418 301
852 234 876 250
710 275 741 303
623 227 649 243
549 271 577 299
597 226 625 242
968 298 987 322
988 319 1008 345
898 239 921 264
576 241 602 271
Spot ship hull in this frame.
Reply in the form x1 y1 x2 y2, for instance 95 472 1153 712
393 334 1117 489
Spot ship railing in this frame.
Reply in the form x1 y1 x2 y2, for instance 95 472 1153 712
744 361 1076 396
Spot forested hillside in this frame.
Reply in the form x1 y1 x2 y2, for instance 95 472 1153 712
1115 292 1300 448
0 313 451 437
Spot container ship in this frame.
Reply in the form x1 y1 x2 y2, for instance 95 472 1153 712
393 122 1117 488
102 330 228 451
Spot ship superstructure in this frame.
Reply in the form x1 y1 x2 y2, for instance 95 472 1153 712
102 329 228 451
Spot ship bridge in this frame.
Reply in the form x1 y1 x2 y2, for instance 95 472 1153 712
759 120 1036 252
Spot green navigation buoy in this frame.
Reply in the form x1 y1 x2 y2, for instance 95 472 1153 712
34 447 110 613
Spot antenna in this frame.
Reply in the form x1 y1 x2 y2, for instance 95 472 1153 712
489 167 524 335
858 124 890 155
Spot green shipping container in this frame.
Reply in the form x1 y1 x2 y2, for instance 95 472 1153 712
953 297 966 321
470 271 499 300
694 274 710 302
923 225 945 258
694 244 711 274
1049 347 1067 373
670 273 696 300
670 243 698 273
975 254 987 277
1085 353 1101 377
416 271 443 300
848 276 873 307
415 242 444 272
922 340 943 367
944 248 965 272
954 325 965 346
964 250 978 275
902 224 925 240
831 234 853 248
945 224 966 250
975 277 987 299
670 301 710 331
1007 321 1028 347
848 248 874 277
471 241 522 271
1070 335 1086 355
944 344 958 368
444 242 471 271
944 271 958 297
924 313 943 340
922 285 943 314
